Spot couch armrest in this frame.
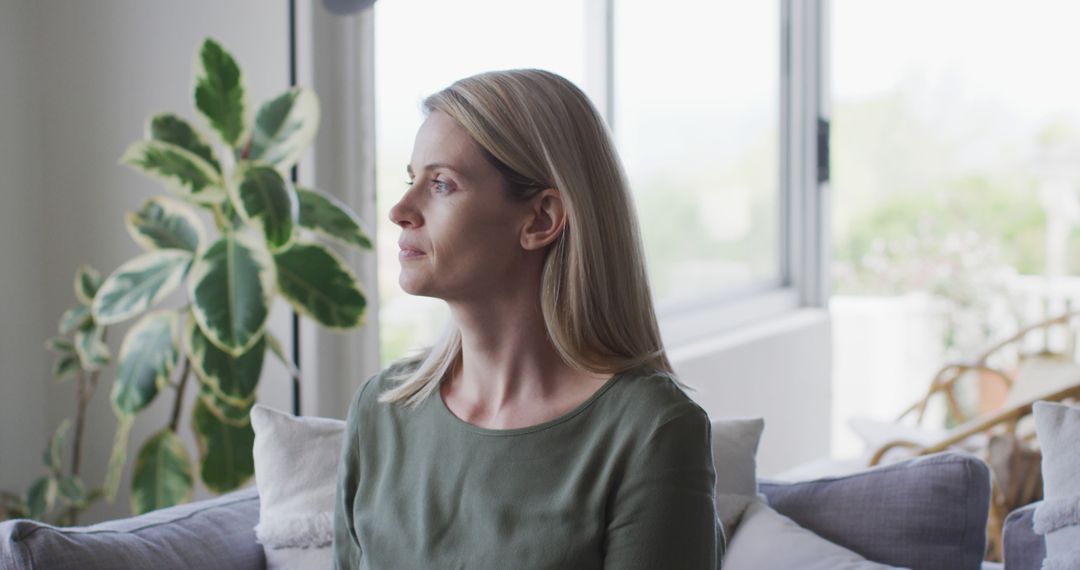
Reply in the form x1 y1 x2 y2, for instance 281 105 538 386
0 486 264 570
1003 501 1045 570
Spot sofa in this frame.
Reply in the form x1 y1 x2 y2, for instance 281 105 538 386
0 451 1041 569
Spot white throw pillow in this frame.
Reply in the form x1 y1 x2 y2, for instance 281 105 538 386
1033 401 1080 570
724 501 908 570
710 417 765 537
250 404 345 570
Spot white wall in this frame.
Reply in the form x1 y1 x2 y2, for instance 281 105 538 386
0 0 48 495
671 309 832 477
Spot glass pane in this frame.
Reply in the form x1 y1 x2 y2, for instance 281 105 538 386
374 0 586 363
614 0 780 308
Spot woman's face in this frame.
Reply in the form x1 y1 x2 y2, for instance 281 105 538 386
390 110 533 302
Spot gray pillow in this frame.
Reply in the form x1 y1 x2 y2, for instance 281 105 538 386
759 452 990 570
1003 501 1046 570
0 486 264 570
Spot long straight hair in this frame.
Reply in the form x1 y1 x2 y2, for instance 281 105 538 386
379 69 673 407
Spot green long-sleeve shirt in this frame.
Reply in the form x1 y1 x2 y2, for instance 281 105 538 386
333 362 723 569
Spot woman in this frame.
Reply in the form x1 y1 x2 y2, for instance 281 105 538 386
333 69 722 569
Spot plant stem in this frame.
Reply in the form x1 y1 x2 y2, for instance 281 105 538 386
168 356 192 433
71 328 106 478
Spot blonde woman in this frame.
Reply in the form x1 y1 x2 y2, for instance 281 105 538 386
333 69 722 569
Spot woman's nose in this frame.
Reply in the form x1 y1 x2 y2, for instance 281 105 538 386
389 191 420 229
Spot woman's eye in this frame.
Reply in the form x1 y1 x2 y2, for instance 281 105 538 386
432 179 452 193
403 179 414 188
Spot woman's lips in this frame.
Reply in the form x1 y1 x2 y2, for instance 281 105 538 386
398 246 426 260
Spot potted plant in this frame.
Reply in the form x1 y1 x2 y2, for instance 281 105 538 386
2 37 371 520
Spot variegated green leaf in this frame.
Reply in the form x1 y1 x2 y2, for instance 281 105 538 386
57 476 85 504
74 265 103 305
148 113 221 174
45 419 70 472
187 231 275 356
74 322 111 371
111 311 179 415
247 87 320 171
120 140 225 204
59 304 91 335
125 196 207 253
229 165 297 251
92 249 192 325
105 414 134 502
131 429 193 515
297 186 373 250
185 313 263 407
265 331 300 380
196 380 254 427
192 397 254 494
52 354 79 382
275 241 366 329
27 476 57 520
45 336 74 353
194 38 248 149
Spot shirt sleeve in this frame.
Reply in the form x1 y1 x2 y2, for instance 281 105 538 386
604 403 722 570
333 378 372 570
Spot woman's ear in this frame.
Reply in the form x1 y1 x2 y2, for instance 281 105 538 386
520 188 567 251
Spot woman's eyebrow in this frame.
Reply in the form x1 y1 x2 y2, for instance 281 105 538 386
406 163 463 176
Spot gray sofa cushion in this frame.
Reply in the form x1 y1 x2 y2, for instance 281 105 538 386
0 486 264 570
1004 501 1046 570
759 452 990 570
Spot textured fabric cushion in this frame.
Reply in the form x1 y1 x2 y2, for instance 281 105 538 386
251 404 345 570
1003 501 1046 570
724 500 906 569
710 417 765 536
759 452 990 570
1033 401 1080 569
0 486 263 570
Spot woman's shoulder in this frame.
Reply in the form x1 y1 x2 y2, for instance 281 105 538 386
606 365 708 426
349 357 424 409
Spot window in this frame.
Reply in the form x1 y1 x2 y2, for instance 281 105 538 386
372 0 826 362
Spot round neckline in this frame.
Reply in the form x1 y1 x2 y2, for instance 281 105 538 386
435 369 627 436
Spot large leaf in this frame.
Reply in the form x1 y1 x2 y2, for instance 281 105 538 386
196 380 255 427
111 311 180 415
45 419 71 473
194 38 248 149
247 87 320 171
187 231 275 356
275 241 366 329
59 304 91 335
229 165 298 251
192 398 254 494
125 196 207 253
74 265 102 305
104 414 134 502
120 140 225 204
148 113 221 174
26 476 57 520
297 186 373 250
131 429 194 515
74 321 111 370
185 313 263 407
92 249 192 325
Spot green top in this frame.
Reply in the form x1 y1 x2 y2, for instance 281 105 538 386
333 363 723 569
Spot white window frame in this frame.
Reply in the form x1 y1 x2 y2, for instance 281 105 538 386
588 0 830 347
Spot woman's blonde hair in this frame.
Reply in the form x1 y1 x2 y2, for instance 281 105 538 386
379 68 672 407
